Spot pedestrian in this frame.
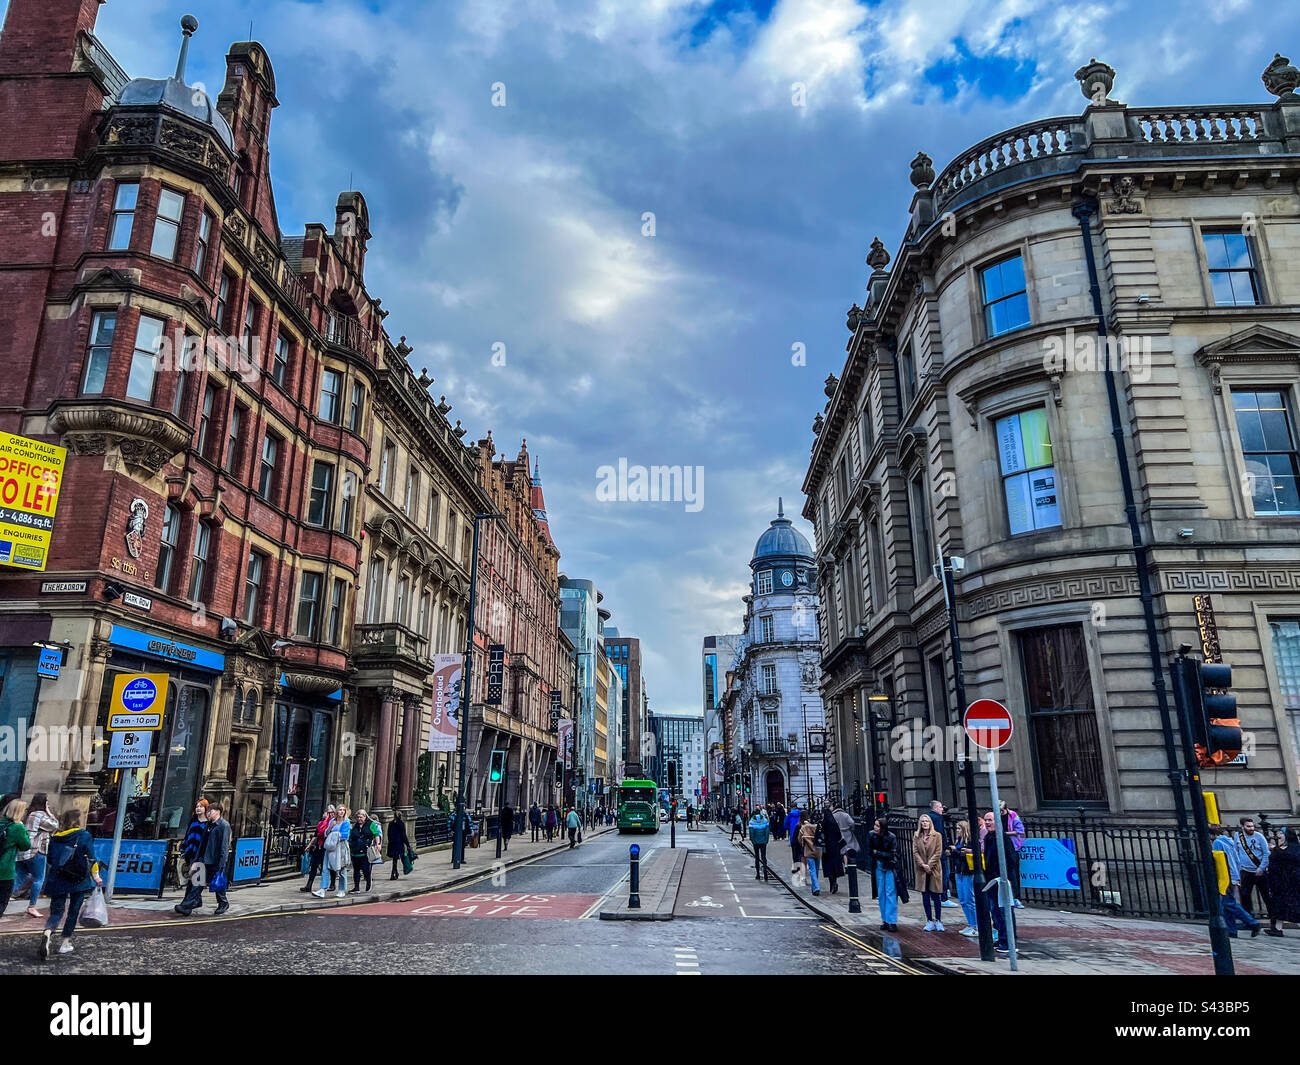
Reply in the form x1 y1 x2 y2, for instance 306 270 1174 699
774 802 786 841
1211 823 1261 938
566 806 580 848
982 811 1018 951
37 808 101 961
1236 816 1271 921
797 810 822 896
176 802 232 916
928 799 955 906
500 802 514 852
832 804 858 883
14 792 57 918
821 804 844 895
868 817 899 931
387 812 410 880
545 805 557 842
301 804 333 894
998 799 1025 906
529 803 542 842
0 799 33 916
785 803 802 869
913 813 945 931
949 820 979 936
325 804 352 898
183 799 210 867
349 809 380 893
748 807 771 881
1265 827 1300 937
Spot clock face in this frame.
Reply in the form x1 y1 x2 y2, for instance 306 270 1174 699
780 570 793 587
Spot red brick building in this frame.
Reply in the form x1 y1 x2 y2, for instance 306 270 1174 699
461 437 567 810
0 0 576 843
0 0 436 839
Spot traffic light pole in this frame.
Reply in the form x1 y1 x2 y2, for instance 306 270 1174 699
942 556 994 962
1171 651 1235 976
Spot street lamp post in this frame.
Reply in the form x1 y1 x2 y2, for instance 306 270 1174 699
939 551 994 963
452 512 497 871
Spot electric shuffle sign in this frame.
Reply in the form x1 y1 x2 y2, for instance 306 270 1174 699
0 432 66 571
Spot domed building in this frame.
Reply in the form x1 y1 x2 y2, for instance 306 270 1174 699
724 501 827 808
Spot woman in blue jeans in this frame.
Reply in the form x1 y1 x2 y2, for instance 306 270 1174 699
15 793 60 918
38 809 101 961
868 818 900 931
949 820 980 935
797 812 821 895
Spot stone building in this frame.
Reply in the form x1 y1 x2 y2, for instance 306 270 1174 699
804 55 1300 825
352 335 489 818
725 505 826 807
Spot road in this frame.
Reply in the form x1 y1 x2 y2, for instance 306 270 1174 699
0 827 922 975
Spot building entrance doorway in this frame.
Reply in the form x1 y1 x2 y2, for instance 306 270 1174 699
765 770 785 805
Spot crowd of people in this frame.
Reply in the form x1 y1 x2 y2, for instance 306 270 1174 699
0 792 111 961
721 797 1300 951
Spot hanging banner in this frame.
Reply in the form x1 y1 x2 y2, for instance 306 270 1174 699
427 653 462 752
486 644 505 705
0 431 67 571
557 717 574 768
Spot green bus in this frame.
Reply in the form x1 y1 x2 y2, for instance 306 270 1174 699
616 779 659 833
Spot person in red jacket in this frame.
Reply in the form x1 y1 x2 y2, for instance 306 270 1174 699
300 804 336 894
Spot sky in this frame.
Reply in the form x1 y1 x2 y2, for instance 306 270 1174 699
11 0 1298 715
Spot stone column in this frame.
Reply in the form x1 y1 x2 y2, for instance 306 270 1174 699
61 633 114 816
372 686 399 819
395 692 420 815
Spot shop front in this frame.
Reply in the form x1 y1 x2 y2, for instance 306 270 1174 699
88 624 225 840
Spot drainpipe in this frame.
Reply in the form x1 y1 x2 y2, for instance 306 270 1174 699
1072 199 1194 845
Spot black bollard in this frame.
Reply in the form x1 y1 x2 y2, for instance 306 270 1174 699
495 819 502 860
847 863 861 914
629 845 641 909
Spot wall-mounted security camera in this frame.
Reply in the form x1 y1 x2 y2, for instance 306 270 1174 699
949 555 966 574
1136 294 1151 304
220 617 238 639
1178 528 1194 539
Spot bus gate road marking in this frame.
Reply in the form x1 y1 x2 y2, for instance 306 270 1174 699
337 891 601 919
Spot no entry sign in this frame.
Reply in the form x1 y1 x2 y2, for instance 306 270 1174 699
963 699 1013 750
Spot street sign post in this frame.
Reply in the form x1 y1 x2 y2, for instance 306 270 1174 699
963 698 1017 970
104 673 166 903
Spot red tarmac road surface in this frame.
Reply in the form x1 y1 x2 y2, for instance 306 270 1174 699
338 892 601 919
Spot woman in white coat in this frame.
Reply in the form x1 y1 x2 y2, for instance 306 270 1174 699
315 803 352 898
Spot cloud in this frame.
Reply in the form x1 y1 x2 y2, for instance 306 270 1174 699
60 0 1300 722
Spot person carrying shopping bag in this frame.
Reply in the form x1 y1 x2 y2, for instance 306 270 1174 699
38 809 101 960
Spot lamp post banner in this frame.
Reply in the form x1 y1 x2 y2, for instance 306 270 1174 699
557 717 574 767
427 654 462 752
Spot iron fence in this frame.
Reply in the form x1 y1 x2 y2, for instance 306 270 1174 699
866 809 1210 920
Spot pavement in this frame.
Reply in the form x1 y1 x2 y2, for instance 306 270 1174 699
721 825 1300 976
0 823 617 932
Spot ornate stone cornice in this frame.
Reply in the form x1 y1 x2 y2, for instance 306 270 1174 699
49 400 191 473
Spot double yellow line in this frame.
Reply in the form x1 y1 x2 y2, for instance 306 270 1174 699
819 923 929 976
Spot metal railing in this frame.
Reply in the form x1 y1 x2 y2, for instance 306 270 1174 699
875 809 1208 920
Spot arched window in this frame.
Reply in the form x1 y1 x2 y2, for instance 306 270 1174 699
242 689 260 726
